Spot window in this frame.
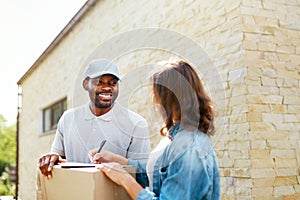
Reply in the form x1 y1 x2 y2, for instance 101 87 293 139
43 98 67 132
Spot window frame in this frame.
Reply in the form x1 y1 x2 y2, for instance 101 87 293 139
42 98 67 133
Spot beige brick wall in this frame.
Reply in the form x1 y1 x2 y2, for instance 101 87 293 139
241 0 300 198
18 0 299 199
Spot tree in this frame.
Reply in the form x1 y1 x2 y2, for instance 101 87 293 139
0 114 16 195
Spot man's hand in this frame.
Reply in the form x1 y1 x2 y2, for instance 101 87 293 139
38 153 65 179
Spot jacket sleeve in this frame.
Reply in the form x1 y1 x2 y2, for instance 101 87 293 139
128 159 149 187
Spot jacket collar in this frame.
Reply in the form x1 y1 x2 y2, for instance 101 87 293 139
168 123 181 138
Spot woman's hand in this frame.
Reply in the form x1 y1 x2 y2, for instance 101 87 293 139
99 162 131 185
88 150 128 165
99 162 143 199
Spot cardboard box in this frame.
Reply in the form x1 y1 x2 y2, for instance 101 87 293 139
37 163 135 200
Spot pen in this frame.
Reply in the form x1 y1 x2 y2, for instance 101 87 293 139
97 140 107 153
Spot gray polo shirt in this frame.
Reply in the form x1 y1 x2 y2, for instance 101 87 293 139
51 102 151 163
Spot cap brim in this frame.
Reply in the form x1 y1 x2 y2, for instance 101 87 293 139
88 72 121 80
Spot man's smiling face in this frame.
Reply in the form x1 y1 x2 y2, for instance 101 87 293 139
84 74 119 110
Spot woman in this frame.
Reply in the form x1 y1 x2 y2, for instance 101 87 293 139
89 59 220 199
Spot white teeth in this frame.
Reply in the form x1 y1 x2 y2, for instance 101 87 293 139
98 94 111 98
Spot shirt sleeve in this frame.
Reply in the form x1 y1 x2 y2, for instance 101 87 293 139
126 119 151 161
128 159 149 187
50 113 65 157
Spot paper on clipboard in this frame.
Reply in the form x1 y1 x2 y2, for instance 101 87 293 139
59 162 97 168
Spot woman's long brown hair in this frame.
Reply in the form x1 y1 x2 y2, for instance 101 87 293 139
151 60 216 137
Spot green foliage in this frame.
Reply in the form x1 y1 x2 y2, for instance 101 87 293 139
0 114 16 196
0 172 15 195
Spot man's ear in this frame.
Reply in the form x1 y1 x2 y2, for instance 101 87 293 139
83 79 89 91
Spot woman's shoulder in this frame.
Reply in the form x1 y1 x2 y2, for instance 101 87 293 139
166 129 214 163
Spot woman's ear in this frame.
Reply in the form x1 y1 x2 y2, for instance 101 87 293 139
82 79 89 91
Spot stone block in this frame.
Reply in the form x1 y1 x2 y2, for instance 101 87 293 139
266 139 292 149
228 140 250 150
274 176 298 186
229 114 248 123
276 123 300 132
280 88 299 96
274 158 297 168
249 130 289 140
228 123 250 133
231 104 248 114
258 41 276 51
269 104 286 113
243 40 257 50
261 76 276 86
265 95 283 104
247 112 262 122
248 85 279 95
287 105 300 113
228 67 247 83
250 149 270 159
277 69 299 79
252 186 273 197
249 122 268 131
219 158 234 168
253 178 275 187
234 159 251 168
251 168 276 178
229 95 247 106
251 140 267 149
276 44 295 54
248 104 270 113
247 95 266 104
232 168 251 178
274 185 295 196
270 150 296 159
282 78 299 87
283 114 300 123
275 168 298 176
252 158 274 168
283 193 300 200
231 85 248 96
262 113 283 124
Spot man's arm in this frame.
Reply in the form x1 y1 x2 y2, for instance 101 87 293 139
39 113 66 178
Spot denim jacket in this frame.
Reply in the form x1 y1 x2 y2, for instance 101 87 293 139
128 124 220 200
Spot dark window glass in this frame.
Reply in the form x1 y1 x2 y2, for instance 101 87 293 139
43 98 67 133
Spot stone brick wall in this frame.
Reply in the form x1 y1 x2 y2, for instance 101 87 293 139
18 0 299 199
242 1 300 199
